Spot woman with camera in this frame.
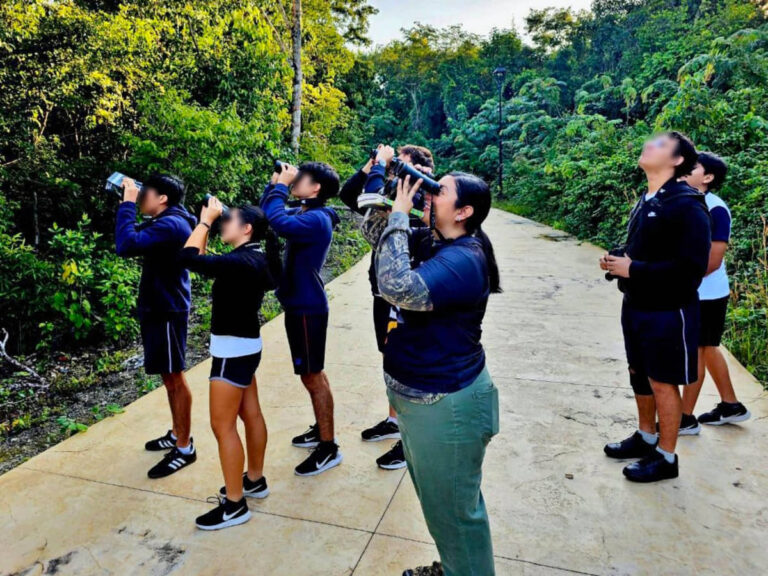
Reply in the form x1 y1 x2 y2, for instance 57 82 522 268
365 172 501 576
178 197 279 530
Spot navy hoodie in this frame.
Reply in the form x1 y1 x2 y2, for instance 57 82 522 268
618 178 711 310
115 202 197 319
260 183 340 314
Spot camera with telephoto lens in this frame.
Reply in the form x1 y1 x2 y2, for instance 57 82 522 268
604 246 626 282
105 172 143 198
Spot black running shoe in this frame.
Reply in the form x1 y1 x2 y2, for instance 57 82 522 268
655 414 702 436
678 413 701 436
295 441 343 477
361 418 401 442
195 496 251 531
623 450 679 483
219 473 270 500
698 402 751 426
377 441 407 470
147 443 197 479
403 562 444 576
145 430 176 451
292 424 320 448
604 431 657 459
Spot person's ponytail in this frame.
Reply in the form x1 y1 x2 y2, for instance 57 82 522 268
474 226 501 294
450 171 502 294
264 227 283 288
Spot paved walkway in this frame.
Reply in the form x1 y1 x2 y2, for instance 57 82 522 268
2 209 767 576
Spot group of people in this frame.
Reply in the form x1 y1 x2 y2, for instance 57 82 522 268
113 131 749 575
114 146 500 576
601 131 750 484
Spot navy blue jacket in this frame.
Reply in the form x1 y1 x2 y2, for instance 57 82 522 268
260 183 340 314
619 178 711 310
115 203 197 318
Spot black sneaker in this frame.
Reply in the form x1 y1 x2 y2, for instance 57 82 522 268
292 424 320 448
678 413 701 436
403 562 444 576
145 430 176 451
655 414 702 436
604 431 657 459
195 496 251 531
361 418 401 442
377 441 407 470
698 402 751 426
219 473 270 500
295 441 343 477
623 450 679 483
147 443 197 478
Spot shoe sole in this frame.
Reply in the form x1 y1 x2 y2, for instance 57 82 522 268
678 425 701 436
362 432 401 442
196 510 252 531
623 471 679 483
701 411 751 426
377 461 407 470
292 440 320 448
295 453 344 477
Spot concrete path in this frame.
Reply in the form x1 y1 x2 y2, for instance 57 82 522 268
2 209 767 576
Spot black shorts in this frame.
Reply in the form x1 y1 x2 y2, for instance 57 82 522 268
210 353 262 388
621 300 699 386
373 295 396 353
285 312 328 375
140 314 188 375
700 297 729 347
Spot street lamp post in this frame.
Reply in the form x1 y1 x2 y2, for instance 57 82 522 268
493 67 506 195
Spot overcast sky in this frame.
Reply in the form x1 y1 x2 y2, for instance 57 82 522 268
365 0 593 46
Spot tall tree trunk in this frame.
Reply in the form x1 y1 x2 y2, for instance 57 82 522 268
32 188 39 248
290 0 302 158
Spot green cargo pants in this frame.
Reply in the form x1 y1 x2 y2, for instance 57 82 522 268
388 367 500 576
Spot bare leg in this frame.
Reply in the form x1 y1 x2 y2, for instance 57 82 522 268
388 404 397 419
636 393 657 435
161 371 192 447
239 375 267 480
651 380 682 454
301 371 334 442
682 347 707 416
704 346 738 403
210 379 245 502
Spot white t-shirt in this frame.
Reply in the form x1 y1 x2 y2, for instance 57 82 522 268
210 335 263 358
698 192 731 301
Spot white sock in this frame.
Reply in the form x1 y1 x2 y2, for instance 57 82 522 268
387 416 398 425
177 442 194 455
656 446 675 464
170 432 177 441
638 429 657 445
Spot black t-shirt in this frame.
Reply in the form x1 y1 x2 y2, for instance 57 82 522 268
179 243 276 338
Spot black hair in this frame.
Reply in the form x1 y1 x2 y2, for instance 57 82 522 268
297 162 340 201
666 131 698 179
143 173 186 206
450 171 501 294
398 145 435 171
237 204 282 287
697 151 728 190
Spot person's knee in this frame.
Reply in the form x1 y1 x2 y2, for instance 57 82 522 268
211 416 236 440
629 367 653 396
161 371 185 390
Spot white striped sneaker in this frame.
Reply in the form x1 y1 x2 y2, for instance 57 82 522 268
148 442 197 479
144 430 177 452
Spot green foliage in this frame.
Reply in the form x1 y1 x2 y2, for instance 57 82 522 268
56 415 88 435
348 1 768 386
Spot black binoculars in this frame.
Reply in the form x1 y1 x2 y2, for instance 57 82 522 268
105 172 142 199
203 194 230 217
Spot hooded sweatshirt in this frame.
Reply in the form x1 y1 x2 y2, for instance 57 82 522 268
618 178 711 310
260 183 340 314
115 202 197 318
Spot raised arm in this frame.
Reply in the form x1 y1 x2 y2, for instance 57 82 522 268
115 202 180 257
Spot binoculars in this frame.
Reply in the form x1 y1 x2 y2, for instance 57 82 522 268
203 194 230 217
105 172 142 198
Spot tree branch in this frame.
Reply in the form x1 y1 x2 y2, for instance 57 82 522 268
0 329 48 388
